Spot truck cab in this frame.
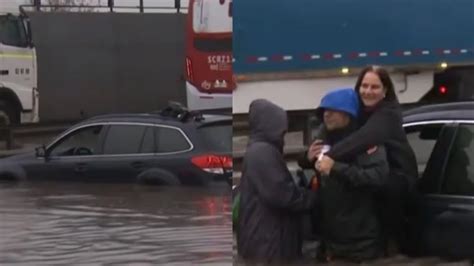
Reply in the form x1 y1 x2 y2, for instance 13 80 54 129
0 12 39 125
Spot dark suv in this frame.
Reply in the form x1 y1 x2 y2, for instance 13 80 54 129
402 101 474 259
0 107 232 185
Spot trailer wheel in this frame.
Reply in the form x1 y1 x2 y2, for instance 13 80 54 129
0 100 20 126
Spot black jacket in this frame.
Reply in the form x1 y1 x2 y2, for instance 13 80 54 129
300 124 390 261
237 99 317 264
299 101 418 196
320 139 390 261
325 100 418 191
299 99 419 248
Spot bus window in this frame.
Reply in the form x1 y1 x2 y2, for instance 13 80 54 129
193 37 232 53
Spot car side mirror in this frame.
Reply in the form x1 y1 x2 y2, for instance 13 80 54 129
35 145 47 159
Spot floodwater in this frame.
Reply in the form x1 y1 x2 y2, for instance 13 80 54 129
0 181 232 265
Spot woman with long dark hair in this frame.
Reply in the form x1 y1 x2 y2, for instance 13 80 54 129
304 65 418 255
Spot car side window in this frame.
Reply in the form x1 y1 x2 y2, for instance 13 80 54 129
155 126 191 153
140 127 155 154
441 124 474 196
49 125 104 157
405 123 445 177
103 125 146 155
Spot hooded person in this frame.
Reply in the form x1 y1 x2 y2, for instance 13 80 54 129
237 99 318 264
310 88 390 263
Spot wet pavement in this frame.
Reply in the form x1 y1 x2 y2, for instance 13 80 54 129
0 181 232 265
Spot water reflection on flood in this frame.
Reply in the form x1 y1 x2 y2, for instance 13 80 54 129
0 181 232 265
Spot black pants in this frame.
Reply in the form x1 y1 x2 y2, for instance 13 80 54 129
377 172 412 255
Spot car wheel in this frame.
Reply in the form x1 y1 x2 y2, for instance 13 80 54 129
137 169 181 186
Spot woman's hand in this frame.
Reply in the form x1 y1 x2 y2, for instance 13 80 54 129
315 155 335 175
307 139 323 162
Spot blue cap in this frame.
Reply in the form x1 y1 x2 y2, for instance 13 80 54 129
316 88 359 119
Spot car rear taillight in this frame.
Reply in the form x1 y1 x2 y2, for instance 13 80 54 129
186 57 194 82
439 86 448 95
191 154 232 174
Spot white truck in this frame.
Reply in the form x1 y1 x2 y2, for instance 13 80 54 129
0 11 39 125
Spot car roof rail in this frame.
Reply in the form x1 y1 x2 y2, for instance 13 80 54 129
153 102 205 122
403 101 474 117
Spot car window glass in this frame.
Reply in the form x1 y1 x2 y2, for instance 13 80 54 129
442 124 474 196
405 123 445 177
50 125 104 157
198 123 231 152
156 127 190 153
103 125 146 155
140 127 155 154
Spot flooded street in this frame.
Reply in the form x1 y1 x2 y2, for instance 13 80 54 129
0 181 232 265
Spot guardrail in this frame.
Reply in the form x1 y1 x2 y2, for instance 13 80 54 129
20 0 188 14
0 123 72 150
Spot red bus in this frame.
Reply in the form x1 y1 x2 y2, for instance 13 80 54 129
184 0 233 111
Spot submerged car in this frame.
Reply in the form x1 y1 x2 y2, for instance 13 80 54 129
0 106 232 186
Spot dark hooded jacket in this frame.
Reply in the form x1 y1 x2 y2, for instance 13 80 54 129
317 123 390 262
237 99 317 264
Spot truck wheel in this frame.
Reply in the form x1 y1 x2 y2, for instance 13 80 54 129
0 100 20 126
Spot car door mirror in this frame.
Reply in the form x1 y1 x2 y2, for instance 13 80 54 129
35 145 47 158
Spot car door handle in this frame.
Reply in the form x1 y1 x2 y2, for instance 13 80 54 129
131 161 145 169
74 163 88 173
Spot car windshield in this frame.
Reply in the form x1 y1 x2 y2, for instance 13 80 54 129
198 122 231 152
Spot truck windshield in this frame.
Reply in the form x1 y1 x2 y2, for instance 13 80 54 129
0 16 27 47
